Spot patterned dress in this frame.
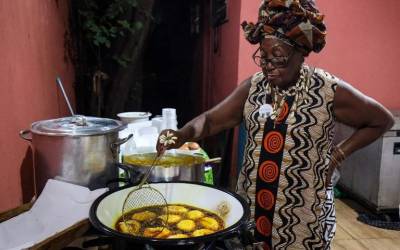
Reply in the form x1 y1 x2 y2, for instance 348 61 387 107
236 65 338 249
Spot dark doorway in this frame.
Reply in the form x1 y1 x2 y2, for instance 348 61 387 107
141 0 203 126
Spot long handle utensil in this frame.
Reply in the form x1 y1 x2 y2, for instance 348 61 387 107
56 76 75 116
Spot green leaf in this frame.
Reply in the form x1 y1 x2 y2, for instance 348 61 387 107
127 0 138 7
135 22 143 30
118 20 131 29
105 40 111 48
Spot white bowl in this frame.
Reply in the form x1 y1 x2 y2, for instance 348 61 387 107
117 112 151 124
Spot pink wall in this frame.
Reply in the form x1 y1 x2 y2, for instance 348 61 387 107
232 0 400 110
205 1 242 105
0 0 74 212
307 0 400 110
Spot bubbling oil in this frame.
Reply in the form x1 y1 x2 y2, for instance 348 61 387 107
115 204 225 239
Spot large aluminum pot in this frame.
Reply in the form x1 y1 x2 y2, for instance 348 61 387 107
19 115 132 193
122 152 220 183
90 182 250 247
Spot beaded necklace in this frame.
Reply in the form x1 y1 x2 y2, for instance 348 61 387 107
258 65 312 126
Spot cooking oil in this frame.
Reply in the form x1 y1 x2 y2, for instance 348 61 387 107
123 153 204 168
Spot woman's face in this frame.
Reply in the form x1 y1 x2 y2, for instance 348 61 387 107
258 37 304 89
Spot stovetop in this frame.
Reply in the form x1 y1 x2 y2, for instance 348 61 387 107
78 235 248 250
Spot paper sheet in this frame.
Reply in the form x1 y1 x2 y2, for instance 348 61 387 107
0 179 107 250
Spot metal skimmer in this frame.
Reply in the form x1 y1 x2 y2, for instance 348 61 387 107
121 131 178 235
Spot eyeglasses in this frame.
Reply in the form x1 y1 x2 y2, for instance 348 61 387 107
252 47 294 68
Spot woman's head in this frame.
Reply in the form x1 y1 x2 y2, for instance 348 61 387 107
254 36 304 88
243 0 327 56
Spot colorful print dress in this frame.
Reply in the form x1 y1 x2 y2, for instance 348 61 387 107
236 65 338 249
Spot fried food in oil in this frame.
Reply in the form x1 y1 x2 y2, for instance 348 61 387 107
158 214 182 224
163 205 188 215
199 217 220 231
118 220 141 234
176 219 196 232
192 229 215 237
187 210 204 220
116 203 224 238
131 210 157 222
155 228 172 238
143 227 172 238
167 234 189 239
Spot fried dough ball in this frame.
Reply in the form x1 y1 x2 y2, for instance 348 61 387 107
155 228 172 238
176 219 196 232
143 227 171 238
131 211 157 222
163 205 189 215
192 229 215 237
167 234 189 239
158 214 182 224
199 217 219 231
187 210 204 220
118 220 141 234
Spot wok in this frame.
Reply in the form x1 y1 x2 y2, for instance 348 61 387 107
89 182 250 246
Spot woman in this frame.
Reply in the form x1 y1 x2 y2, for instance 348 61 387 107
157 0 394 249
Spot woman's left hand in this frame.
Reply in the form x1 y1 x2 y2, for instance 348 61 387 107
325 147 345 188
325 164 335 188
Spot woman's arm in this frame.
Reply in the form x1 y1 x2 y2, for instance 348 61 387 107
157 77 252 151
333 81 394 156
326 80 394 187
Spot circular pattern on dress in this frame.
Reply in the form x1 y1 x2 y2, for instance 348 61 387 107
257 189 275 210
275 101 289 123
263 131 284 154
256 216 272 237
258 161 279 183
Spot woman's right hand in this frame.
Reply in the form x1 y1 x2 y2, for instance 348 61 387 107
156 129 186 155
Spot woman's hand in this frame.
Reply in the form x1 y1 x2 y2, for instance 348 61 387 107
156 129 186 155
325 164 335 188
325 146 346 188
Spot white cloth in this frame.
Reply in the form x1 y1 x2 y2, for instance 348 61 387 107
0 179 107 250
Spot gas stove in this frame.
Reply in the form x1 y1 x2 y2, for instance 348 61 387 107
77 234 249 250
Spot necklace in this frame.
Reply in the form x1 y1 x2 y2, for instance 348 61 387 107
258 65 311 125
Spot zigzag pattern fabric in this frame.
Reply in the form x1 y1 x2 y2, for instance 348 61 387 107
236 65 338 249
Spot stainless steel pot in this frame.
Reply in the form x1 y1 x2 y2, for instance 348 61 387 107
20 115 132 193
121 152 220 183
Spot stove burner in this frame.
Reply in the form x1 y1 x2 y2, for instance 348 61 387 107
79 235 248 250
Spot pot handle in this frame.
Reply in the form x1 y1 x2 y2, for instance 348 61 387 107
205 157 222 164
116 163 143 185
106 163 143 189
19 129 32 142
110 134 133 158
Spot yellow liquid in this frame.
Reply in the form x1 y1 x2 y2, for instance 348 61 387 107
123 153 204 168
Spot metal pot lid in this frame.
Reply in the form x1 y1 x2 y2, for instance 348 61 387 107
31 115 125 136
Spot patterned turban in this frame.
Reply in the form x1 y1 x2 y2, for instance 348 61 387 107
242 0 327 55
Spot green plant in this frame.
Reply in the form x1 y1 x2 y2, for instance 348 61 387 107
77 0 144 66
69 0 155 116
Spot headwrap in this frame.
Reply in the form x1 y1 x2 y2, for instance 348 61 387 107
242 0 327 55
